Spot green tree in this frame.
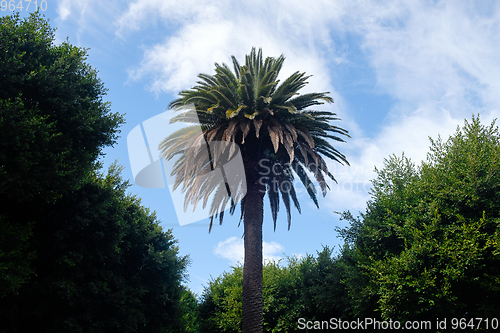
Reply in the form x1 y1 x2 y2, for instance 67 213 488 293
179 287 201 333
339 116 500 321
198 249 352 333
0 12 196 333
0 11 123 301
298 246 353 322
199 265 243 333
0 12 122 202
199 261 300 333
161 48 349 332
335 155 420 320
5 164 189 332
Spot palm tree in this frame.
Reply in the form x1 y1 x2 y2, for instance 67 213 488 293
160 48 349 332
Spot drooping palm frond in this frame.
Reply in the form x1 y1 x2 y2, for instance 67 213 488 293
160 47 349 231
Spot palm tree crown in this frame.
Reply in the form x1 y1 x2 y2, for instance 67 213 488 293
160 47 349 231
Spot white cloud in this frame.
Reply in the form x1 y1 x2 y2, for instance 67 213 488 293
317 1 500 214
115 0 229 34
56 0 72 21
118 0 500 213
213 237 243 264
117 0 349 98
55 0 126 46
346 1 500 117
120 0 500 113
127 19 238 93
56 0 93 23
213 237 285 265
263 241 285 263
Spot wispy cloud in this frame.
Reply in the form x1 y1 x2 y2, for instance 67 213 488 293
56 0 89 21
343 1 500 116
116 0 500 216
214 237 285 265
55 0 126 47
117 0 348 98
115 0 229 34
315 1 500 215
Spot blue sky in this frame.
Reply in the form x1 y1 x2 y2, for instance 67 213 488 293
4 0 500 296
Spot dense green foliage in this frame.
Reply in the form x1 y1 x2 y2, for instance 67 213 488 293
180 287 201 333
198 116 500 331
0 12 122 203
198 253 321 332
7 165 190 332
0 13 192 332
340 116 500 321
198 248 356 332
0 12 123 299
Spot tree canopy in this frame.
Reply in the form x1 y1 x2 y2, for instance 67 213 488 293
339 115 500 321
0 12 191 333
9 165 190 332
0 12 123 203
0 12 123 302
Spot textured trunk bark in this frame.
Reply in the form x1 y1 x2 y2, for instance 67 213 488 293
241 170 265 333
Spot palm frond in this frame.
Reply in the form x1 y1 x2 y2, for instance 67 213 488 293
161 48 349 231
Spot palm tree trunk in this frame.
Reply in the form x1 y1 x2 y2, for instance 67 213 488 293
242 170 265 333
